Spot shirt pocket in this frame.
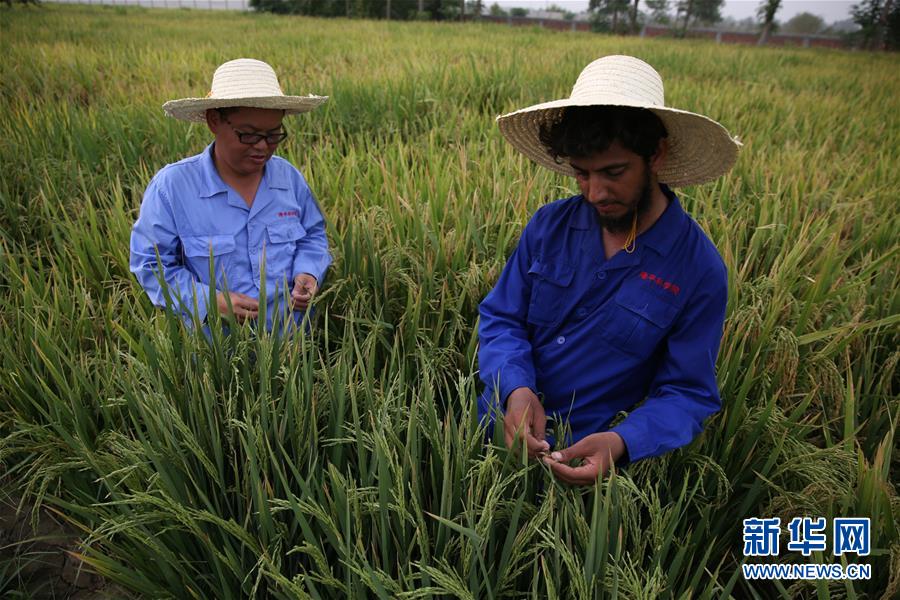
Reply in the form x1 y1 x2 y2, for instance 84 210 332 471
526 258 575 328
610 286 680 359
262 221 307 283
182 233 236 289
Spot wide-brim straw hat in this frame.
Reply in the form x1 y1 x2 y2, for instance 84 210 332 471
163 58 328 122
497 55 740 187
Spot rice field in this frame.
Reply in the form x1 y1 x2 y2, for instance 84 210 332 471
1 4 898 598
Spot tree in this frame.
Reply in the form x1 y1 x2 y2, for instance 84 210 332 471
888 1 900 48
510 7 528 17
645 0 671 24
692 0 722 24
757 0 782 45
676 0 722 33
782 11 824 34
590 0 632 33
675 0 690 31
488 2 506 16
851 0 898 49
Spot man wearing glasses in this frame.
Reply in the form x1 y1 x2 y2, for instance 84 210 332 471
130 59 332 333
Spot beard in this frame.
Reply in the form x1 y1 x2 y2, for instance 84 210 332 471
596 169 654 234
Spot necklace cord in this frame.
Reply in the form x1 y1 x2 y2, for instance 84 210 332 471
623 211 638 253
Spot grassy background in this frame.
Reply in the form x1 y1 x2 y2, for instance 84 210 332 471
1 4 898 598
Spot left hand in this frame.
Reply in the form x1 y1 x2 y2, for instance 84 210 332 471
291 273 318 311
542 432 626 486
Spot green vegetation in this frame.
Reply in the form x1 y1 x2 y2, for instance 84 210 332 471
851 0 900 50
1 4 898 598
782 12 826 35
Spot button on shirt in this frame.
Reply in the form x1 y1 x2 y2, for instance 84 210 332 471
477 185 727 463
130 144 332 332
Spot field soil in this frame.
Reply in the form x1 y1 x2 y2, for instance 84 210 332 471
1 490 129 599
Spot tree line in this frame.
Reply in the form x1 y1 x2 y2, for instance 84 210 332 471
248 0 479 20
246 0 897 50
756 0 898 49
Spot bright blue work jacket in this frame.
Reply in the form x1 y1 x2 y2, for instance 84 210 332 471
130 144 331 332
477 186 727 462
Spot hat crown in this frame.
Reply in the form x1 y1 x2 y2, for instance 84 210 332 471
209 58 284 99
569 55 664 107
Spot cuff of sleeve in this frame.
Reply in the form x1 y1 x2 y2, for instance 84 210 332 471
609 421 645 465
293 260 328 286
497 369 537 408
177 282 213 328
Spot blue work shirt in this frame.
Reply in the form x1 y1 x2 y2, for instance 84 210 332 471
130 143 332 332
477 185 727 463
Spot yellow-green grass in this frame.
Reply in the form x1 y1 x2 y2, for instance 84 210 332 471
1 4 898 598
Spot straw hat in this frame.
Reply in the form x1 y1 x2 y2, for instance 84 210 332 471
163 58 328 122
497 55 740 187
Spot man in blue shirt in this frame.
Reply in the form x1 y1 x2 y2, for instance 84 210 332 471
130 59 331 333
479 55 741 485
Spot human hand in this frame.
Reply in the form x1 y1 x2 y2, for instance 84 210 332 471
503 387 550 459
542 432 626 486
291 273 318 311
216 291 259 322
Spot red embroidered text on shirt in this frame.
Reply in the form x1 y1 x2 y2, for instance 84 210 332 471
277 210 299 218
640 271 680 295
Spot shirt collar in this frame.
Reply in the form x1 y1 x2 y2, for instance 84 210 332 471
263 157 289 191
199 143 291 197
199 143 229 198
570 198 596 230
570 184 684 257
638 184 684 257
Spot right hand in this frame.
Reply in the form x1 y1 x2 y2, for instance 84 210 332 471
503 387 550 459
216 291 259 322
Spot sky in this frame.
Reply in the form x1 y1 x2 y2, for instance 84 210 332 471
492 1 856 24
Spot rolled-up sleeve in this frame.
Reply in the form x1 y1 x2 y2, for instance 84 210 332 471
130 176 213 325
291 176 332 285
611 262 728 462
478 218 541 406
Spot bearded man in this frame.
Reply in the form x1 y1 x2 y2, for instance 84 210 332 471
477 55 741 485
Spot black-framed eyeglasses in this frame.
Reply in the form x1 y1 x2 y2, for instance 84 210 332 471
222 115 288 145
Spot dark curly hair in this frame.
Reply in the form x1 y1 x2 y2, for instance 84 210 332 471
539 106 668 164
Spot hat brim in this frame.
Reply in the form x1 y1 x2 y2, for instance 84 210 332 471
162 95 329 122
496 100 741 187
